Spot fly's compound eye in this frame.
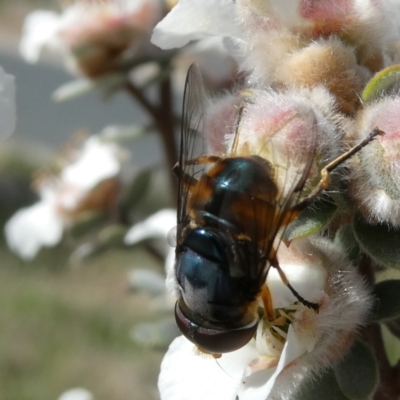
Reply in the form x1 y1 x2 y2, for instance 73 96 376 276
175 300 258 354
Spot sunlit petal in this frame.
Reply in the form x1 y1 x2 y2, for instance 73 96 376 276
19 10 62 62
159 335 259 400
151 0 242 49
61 137 120 190
4 196 64 260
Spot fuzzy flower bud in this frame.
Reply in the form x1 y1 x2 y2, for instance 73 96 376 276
203 91 246 154
349 96 400 227
236 0 388 72
274 37 371 115
4 135 124 259
230 87 343 197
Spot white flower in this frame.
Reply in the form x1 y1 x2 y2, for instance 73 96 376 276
159 237 372 400
125 208 176 256
19 10 63 63
152 0 395 97
58 388 93 400
125 208 176 296
0 66 16 138
151 0 242 50
20 0 165 77
5 136 122 260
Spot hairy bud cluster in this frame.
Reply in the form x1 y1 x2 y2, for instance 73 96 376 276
349 96 400 226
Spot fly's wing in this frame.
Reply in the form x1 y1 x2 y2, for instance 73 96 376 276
225 106 318 283
263 129 317 264
176 64 208 245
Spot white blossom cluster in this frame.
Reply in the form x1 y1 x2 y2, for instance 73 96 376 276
5 0 400 398
148 1 400 399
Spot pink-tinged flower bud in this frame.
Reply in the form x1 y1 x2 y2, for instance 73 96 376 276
231 87 343 197
20 0 165 78
275 37 371 115
4 135 124 259
203 91 246 154
349 97 400 227
236 0 388 73
237 24 376 115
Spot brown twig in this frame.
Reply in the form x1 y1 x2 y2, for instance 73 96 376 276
125 78 178 203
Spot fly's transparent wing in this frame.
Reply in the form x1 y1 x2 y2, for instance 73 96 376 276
225 102 318 283
176 65 208 244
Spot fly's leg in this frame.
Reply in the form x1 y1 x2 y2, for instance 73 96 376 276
173 155 223 187
271 257 320 311
186 155 222 165
293 128 384 211
172 163 197 187
260 284 275 321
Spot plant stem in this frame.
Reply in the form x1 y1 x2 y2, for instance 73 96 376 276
158 76 178 199
125 79 178 203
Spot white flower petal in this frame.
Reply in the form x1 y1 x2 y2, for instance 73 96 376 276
19 10 62 63
0 66 16 137
270 0 304 28
61 137 120 190
159 335 259 400
238 325 307 400
267 242 328 309
58 388 93 400
124 208 176 246
151 0 242 49
165 246 178 296
4 197 64 260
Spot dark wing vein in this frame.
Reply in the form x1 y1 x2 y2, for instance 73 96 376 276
256 129 318 281
176 65 207 242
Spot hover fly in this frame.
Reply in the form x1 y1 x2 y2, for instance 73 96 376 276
173 65 382 356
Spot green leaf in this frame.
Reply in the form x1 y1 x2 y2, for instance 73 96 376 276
353 214 400 269
120 169 153 213
69 224 128 264
372 280 400 322
69 211 108 239
52 78 95 101
293 368 348 400
362 64 400 102
334 339 378 400
97 224 127 247
381 323 400 365
334 225 362 264
282 196 337 243
385 319 400 340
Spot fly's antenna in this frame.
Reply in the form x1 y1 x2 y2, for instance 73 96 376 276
230 105 245 156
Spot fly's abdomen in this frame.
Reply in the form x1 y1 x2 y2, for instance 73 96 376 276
175 228 247 323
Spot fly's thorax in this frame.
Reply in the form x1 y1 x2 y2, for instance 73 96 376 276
187 156 279 242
